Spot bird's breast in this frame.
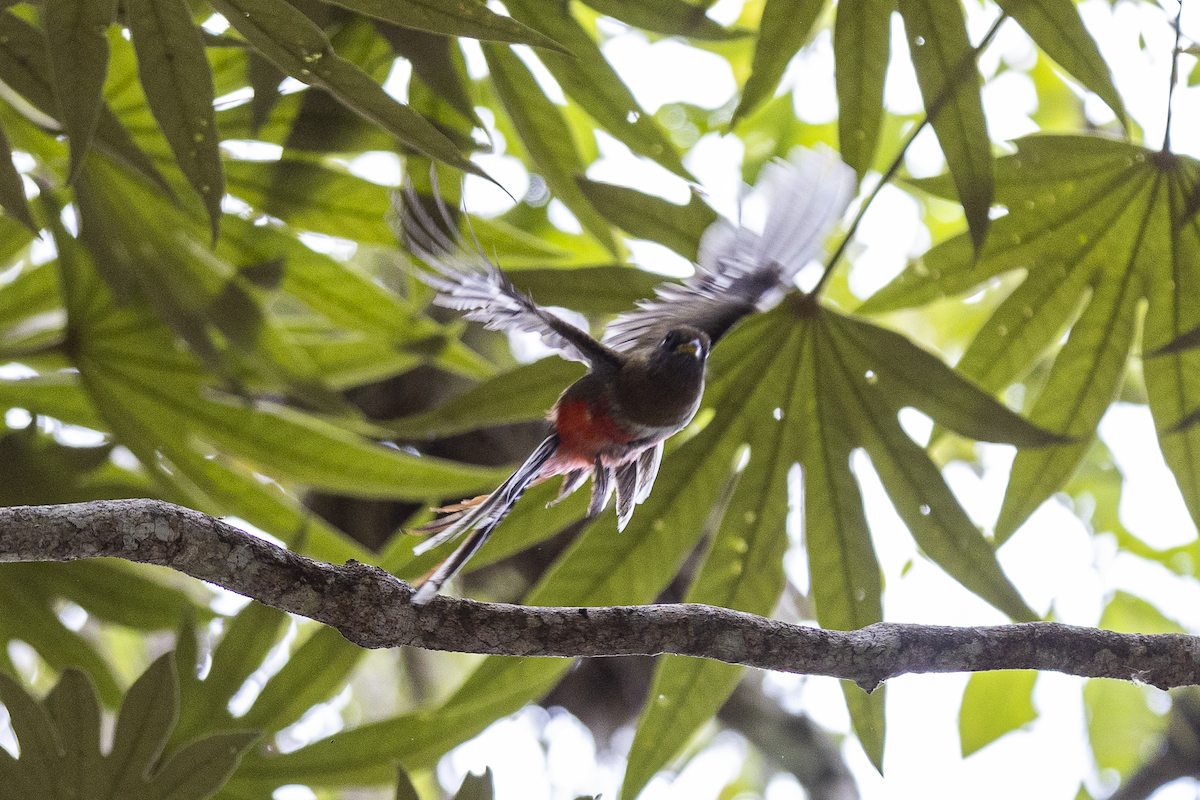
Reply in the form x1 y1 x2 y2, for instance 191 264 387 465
552 395 639 463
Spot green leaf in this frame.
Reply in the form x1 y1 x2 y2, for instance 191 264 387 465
454 769 494 800
43 0 117 182
508 266 665 315
172 602 288 748
377 25 481 129
395 765 421 800
1085 677 1168 779
0 655 257 800
231 318 786 790
575 0 745 41
44 669 107 800
842 684 886 770
388 358 584 438
0 213 35 266
830 313 1066 448
820 311 1038 621
0 422 142 506
0 670 62 799
500 0 689 179
793 315 889 765
0 122 36 231
224 159 395 244
0 12 171 194
959 670 1038 756
109 653 180 797
53 184 501 518
125 0 224 241
994 245 1142 541
0 566 125 707
731 0 826 127
482 43 616 253
247 51 285 135
859 138 1200 542
994 0 1127 130
1084 592 1181 778
240 301 1042 786
147 730 260 800
10 560 204 631
238 626 365 734
833 0 891 180
210 0 487 180
897 0 992 253
0 374 109 430
574 178 718 262
323 0 568 53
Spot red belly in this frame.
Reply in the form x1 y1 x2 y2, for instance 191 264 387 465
551 396 638 468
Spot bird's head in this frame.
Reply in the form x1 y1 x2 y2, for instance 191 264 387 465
657 326 710 365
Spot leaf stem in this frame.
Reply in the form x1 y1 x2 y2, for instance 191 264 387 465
1163 0 1183 153
811 12 1010 299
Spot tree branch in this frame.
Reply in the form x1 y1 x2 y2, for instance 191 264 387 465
2 499 1198 692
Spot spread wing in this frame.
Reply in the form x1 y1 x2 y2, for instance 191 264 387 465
402 182 621 371
602 147 856 352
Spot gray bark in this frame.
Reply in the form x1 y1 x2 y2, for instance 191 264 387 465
3 499 1198 692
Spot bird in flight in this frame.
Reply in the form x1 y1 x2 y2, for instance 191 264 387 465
403 148 855 604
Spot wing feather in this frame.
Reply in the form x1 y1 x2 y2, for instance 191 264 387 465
602 147 855 351
402 181 620 370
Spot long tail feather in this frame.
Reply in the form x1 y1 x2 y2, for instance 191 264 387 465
614 460 638 531
409 435 559 602
587 456 615 518
412 524 494 605
635 443 663 504
547 468 588 507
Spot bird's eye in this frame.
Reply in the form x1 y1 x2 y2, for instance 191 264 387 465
661 332 677 349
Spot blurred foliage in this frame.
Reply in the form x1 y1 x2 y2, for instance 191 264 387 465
0 0 1194 798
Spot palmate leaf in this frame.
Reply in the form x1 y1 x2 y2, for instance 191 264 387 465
860 135 1200 543
898 0 992 254
0 654 257 800
72 156 353 412
231 300 1047 792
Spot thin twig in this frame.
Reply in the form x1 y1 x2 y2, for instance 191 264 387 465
1163 0 1183 153
812 12 1010 297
